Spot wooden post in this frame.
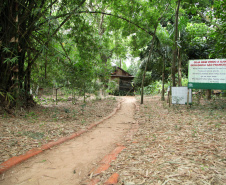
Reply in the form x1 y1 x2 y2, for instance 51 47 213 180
161 60 165 101
187 88 189 109
169 86 171 107
206 89 211 100
56 88 58 105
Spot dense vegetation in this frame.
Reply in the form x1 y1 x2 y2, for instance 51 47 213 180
0 0 225 109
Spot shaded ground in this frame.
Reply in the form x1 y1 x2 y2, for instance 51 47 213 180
0 96 136 185
0 95 225 185
0 96 118 164
98 96 226 184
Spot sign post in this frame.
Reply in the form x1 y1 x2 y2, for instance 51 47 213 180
187 88 190 109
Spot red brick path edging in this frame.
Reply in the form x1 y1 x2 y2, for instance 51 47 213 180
105 173 119 184
0 100 122 175
84 102 140 185
83 146 125 185
89 145 126 176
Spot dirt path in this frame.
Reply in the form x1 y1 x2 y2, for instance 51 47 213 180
0 97 136 185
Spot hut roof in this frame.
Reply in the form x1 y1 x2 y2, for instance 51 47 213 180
111 66 134 78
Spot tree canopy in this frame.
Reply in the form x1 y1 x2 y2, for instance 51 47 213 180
0 0 225 108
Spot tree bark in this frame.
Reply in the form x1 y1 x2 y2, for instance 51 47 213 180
178 48 182 86
172 0 180 87
206 89 211 100
25 51 32 105
161 59 165 101
141 25 158 104
0 0 86 107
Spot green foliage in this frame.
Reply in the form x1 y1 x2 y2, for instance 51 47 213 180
114 89 134 96
106 80 119 95
181 78 188 86
127 59 140 76
1 0 224 108
143 81 163 95
134 70 152 88
3 56 19 64
0 91 15 107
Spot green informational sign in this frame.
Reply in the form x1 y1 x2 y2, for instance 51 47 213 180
188 59 226 90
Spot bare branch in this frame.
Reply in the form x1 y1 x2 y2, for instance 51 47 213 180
59 42 73 66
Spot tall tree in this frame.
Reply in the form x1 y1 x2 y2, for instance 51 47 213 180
0 0 86 108
1 0 223 109
172 0 180 87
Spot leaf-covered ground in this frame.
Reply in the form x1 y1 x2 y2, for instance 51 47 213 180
98 96 226 185
1 95 225 185
0 96 118 164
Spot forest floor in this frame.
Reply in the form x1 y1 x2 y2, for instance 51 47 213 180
0 96 136 185
0 95 226 185
98 95 226 185
0 95 118 164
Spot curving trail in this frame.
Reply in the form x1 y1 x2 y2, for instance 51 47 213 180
0 97 136 185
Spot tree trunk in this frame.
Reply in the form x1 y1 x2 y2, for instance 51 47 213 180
141 25 158 104
0 1 21 108
45 59 47 79
206 89 211 100
25 51 32 105
83 83 86 103
55 88 58 105
172 0 180 87
178 48 182 86
0 0 87 108
161 60 165 101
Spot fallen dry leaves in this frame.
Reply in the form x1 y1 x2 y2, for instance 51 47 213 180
97 96 226 185
1 95 225 185
0 96 118 164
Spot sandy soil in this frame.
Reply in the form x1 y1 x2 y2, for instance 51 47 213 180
0 96 136 185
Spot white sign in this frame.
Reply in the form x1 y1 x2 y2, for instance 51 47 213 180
172 87 192 104
188 59 226 89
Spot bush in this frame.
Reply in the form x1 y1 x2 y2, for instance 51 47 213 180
106 80 119 95
143 81 162 95
113 90 134 96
